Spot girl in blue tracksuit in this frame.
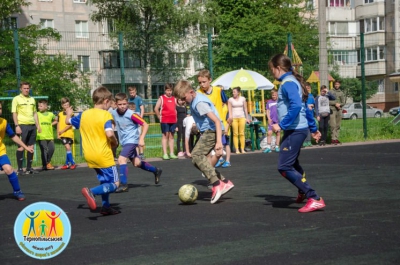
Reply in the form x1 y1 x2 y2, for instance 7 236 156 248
268 54 326 213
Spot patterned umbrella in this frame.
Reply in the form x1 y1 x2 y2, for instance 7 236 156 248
211 68 274 90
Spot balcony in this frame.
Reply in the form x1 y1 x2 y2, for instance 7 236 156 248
356 61 386 77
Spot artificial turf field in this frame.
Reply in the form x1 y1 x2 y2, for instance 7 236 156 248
1 140 400 265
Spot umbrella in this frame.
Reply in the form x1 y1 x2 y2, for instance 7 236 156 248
211 68 274 90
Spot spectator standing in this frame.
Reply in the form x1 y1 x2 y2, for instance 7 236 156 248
37 99 58 170
57 97 77 170
302 83 315 147
108 98 119 160
176 98 187 157
154 83 178 160
315 85 336 146
263 90 281 153
228 87 250 154
12 82 41 175
183 111 200 158
329 80 346 145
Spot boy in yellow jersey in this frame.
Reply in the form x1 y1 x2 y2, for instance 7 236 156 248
12 82 41 175
0 102 34 200
37 99 58 170
66 86 120 215
57 97 77 170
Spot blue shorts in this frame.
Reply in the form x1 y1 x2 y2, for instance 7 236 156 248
222 135 230 146
161 123 177 133
94 166 119 184
0 154 11 171
120 143 138 160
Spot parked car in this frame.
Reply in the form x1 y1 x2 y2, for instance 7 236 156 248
341 103 383 120
389 106 400 116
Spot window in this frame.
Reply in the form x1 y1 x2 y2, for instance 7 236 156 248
330 50 358 65
363 17 384 33
107 19 116 33
78 56 90 72
306 0 315 10
329 0 345 7
394 83 399 93
364 0 374 3
75 21 88 38
101 51 141 69
168 53 190 68
358 46 385 62
1 17 17 29
40 19 54 29
328 22 349 35
124 51 141 68
73 0 86 3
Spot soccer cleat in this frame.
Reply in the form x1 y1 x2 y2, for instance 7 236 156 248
115 184 129 193
14 190 25 201
100 206 120 216
46 163 55 170
275 146 280 152
210 181 225 204
298 197 326 213
215 158 225 168
81 187 97 210
169 153 178 159
296 193 306 203
17 168 24 175
70 164 77 170
154 168 162 184
263 148 272 153
61 164 70 170
221 161 231 168
162 154 170 160
221 180 234 195
25 168 39 174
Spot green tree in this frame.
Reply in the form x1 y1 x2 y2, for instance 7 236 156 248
0 0 29 26
89 0 212 100
330 73 378 102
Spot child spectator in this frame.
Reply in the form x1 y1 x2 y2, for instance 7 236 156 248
176 98 187 157
183 111 200 158
263 90 281 153
315 85 336 146
128 86 145 159
66 86 120 215
111 93 162 192
154 83 178 160
303 83 315 147
37 99 58 170
216 104 232 167
108 98 119 160
0 101 34 201
173 80 234 204
57 97 77 170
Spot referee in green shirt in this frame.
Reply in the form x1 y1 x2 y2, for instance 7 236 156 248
12 82 41 174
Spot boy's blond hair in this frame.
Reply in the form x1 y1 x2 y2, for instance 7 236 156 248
197 69 211 79
173 80 193 99
128 86 137 92
92 86 112 105
115 92 128 102
60 97 70 105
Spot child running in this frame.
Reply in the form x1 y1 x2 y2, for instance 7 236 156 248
0 102 33 200
268 54 325 213
173 80 234 204
111 93 162 193
66 86 120 215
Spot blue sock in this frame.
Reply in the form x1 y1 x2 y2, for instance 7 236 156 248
140 161 156 173
279 169 318 199
67 151 74 165
119 164 128 184
8 172 20 192
91 183 117 195
101 194 110 207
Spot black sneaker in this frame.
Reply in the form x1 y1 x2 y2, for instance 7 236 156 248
16 168 24 175
154 167 162 184
115 184 129 193
139 153 145 160
100 206 120 215
25 168 39 174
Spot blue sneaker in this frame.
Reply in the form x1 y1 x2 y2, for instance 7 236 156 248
14 190 25 201
275 146 280 152
263 148 272 153
221 161 231 168
215 159 225 168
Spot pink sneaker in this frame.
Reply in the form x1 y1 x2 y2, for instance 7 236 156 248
222 180 234 195
298 197 325 213
81 187 97 210
178 152 185 157
210 181 224 204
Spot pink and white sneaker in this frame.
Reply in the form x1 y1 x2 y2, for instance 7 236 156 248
298 197 325 213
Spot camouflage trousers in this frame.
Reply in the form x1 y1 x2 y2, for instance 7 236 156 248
191 130 223 184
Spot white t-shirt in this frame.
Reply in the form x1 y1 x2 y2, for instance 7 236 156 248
183 116 195 138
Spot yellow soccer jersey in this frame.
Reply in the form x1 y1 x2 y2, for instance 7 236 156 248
11 94 36 124
0 118 8 156
78 108 115 168
198 86 224 120
58 111 74 139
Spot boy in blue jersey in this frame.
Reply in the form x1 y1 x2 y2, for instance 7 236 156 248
111 93 162 193
0 102 34 201
173 80 234 204
65 87 120 215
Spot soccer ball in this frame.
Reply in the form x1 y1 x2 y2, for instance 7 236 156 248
178 184 198 204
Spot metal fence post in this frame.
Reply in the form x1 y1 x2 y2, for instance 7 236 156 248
119 32 126 93
360 33 367 139
12 25 21 89
208 32 213 79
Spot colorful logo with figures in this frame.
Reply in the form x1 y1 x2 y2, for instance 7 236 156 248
14 202 71 259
